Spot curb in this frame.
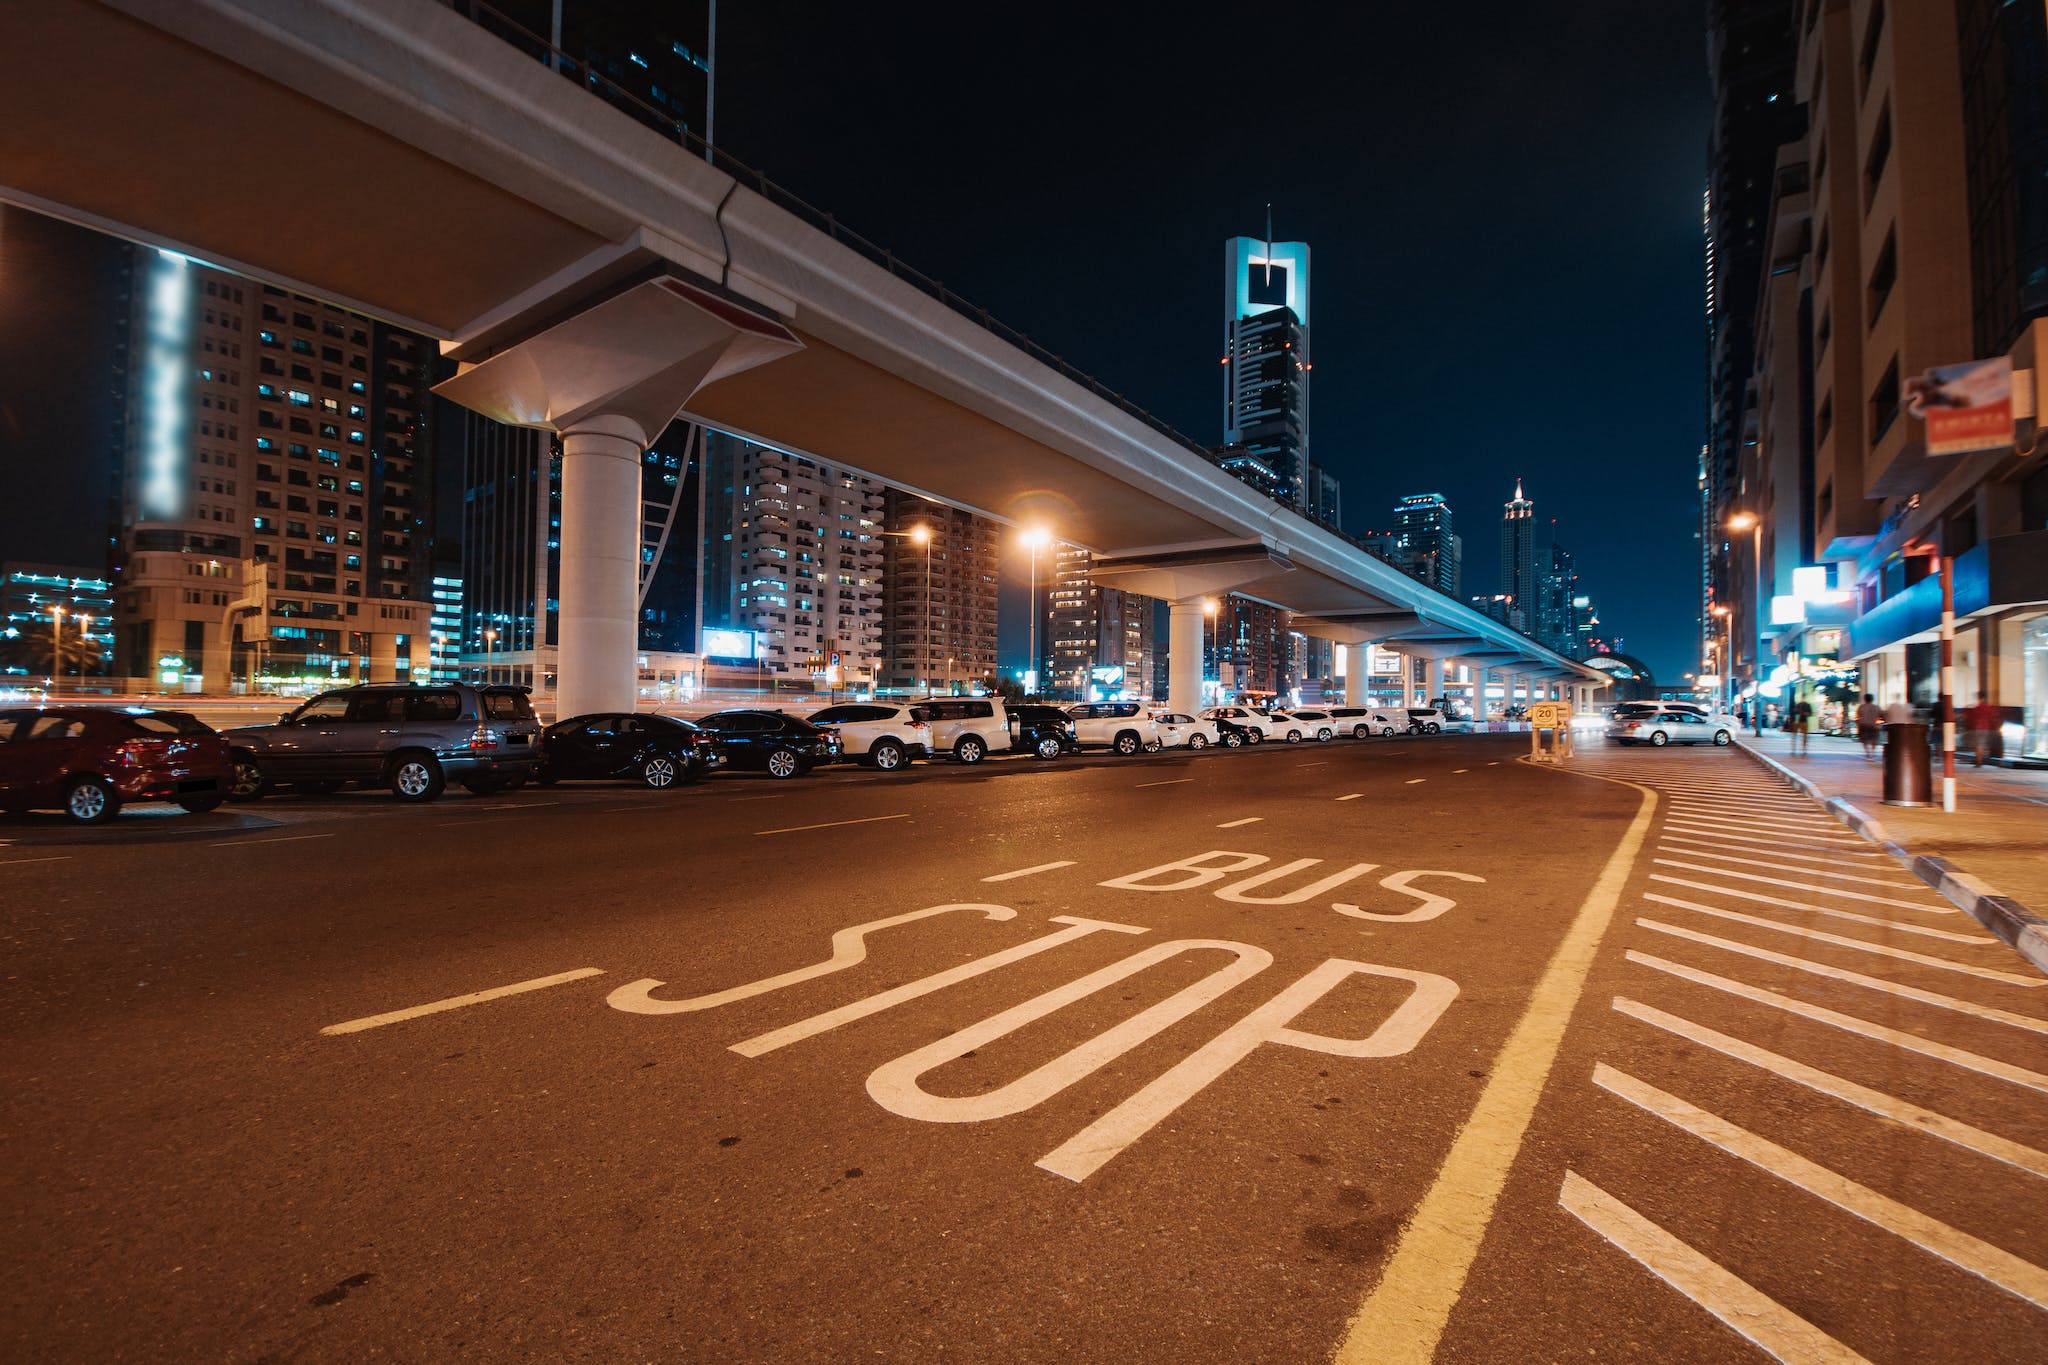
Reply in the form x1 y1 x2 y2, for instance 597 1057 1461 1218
1734 740 2048 978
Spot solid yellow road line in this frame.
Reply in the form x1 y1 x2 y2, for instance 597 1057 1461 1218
1333 764 1656 1364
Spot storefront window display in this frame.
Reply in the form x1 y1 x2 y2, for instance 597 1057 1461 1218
2025 615 2048 762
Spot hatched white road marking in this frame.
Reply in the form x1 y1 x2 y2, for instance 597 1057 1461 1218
1558 1172 1872 1365
982 860 1077 882
1659 813 1860 839
323 968 605 1036
1637 920 2048 1034
1650 863 1963 914
1643 891 2035 982
1657 837 1900 871
1593 1065 2048 1311
1615 998 2048 1177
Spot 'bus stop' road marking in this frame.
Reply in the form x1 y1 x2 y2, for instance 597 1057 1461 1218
756 813 909 837
322 968 606 1036
983 860 1077 882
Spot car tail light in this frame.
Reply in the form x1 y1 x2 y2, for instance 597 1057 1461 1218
909 720 929 731
115 738 171 766
469 726 500 751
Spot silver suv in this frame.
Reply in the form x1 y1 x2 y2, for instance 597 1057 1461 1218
224 683 541 801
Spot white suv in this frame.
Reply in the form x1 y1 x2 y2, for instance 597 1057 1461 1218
1066 702 1161 755
917 697 1012 764
805 703 932 772
1149 711 1222 749
1327 706 1406 739
1201 705 1286 744
1270 709 1337 742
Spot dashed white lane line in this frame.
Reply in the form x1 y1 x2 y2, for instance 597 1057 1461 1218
212 833 335 848
0 855 72 866
1642 892 2040 984
1594 1064 2048 1311
756 813 909 837
1616 998 2048 1177
1337 794 1363 801
1295 761 1328 768
1405 778 1426 785
982 860 1077 882
1636 921 2048 1036
1557 1173 1871 1365
1135 778 1194 788
1453 768 1469 774
1217 817 1263 828
322 967 605 1036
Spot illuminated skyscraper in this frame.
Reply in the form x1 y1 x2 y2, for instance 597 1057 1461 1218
1500 479 1536 631
1221 235 1311 507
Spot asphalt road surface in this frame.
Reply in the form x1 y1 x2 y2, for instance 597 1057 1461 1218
4 734 2043 1362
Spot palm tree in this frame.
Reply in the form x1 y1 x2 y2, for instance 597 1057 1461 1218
2 618 103 679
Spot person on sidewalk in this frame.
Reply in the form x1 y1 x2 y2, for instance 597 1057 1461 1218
1786 694 1813 756
1884 697 1918 727
1964 693 2001 767
1855 693 1883 761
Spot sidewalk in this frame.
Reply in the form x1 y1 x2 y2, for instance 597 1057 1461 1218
1737 729 2048 973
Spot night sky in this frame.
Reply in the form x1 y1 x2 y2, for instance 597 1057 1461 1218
712 1 1713 682
0 2 1712 683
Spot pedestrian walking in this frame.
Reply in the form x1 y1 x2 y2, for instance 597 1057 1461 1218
1963 692 2000 767
1884 697 1917 726
1787 694 1812 756
1855 693 1883 760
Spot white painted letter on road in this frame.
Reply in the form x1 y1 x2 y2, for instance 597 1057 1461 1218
1100 850 1269 893
1334 870 1488 924
1216 860 1381 905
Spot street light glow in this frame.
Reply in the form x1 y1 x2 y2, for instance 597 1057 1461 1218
1726 511 1758 532
1022 526 1050 548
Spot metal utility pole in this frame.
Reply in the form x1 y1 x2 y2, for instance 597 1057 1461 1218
1939 555 1956 812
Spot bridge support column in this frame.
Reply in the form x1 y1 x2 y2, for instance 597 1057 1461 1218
1167 598 1208 717
556 415 649 720
368 631 399 683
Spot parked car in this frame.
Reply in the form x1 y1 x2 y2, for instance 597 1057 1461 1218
1150 711 1221 749
918 697 1012 764
1008 704 1079 760
1207 715 1253 748
0 706 230 823
540 713 716 789
1404 707 1448 735
806 703 931 772
1269 709 1337 742
1326 706 1406 739
1609 706 1739 747
1066 702 1162 755
225 683 541 802
696 710 839 777
1201 706 1285 743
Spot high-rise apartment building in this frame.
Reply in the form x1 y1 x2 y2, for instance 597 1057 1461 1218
1499 480 1536 630
1712 0 2048 759
881 492 999 693
1535 538 1579 656
112 250 433 689
701 432 883 687
1392 493 1459 596
1042 544 1155 700
1306 462 1343 530
1221 236 1311 507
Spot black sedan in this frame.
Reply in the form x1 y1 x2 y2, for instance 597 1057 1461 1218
1008 704 1079 760
695 709 840 779
537 713 716 789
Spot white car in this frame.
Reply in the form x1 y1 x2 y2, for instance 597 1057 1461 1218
1065 702 1162 755
1609 706 1739 747
1150 712 1222 749
805 703 932 772
917 697 1012 763
1404 707 1448 735
1269 709 1336 742
1201 706 1287 743
1326 706 1407 738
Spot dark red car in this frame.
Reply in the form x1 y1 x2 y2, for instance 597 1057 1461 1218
0 707 231 823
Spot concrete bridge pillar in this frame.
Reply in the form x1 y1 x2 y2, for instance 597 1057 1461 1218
368 631 399 683
556 414 649 721
1167 598 1208 717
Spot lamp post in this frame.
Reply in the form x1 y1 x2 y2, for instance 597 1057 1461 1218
47 605 64 693
76 615 92 686
1203 597 1218 706
1711 606 1733 719
1725 511 1763 731
484 628 498 685
1022 527 1050 697
912 523 932 696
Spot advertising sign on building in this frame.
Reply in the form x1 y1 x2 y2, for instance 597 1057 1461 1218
701 628 758 660
1905 356 2014 455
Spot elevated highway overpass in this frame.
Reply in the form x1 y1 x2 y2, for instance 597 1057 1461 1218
3 0 1608 716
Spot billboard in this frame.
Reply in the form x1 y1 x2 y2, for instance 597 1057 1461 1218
1089 664 1124 687
701 628 758 660
1905 356 2014 455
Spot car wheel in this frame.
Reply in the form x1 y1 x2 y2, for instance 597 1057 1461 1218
1188 733 1209 750
175 793 225 814
870 739 907 772
1426 723 1442 735
765 747 802 779
1353 725 1369 740
1649 730 1669 747
1713 729 1732 746
954 735 986 765
1219 731 1241 748
64 775 119 824
1247 729 1263 745
227 753 268 800
640 754 681 789
1317 728 1334 742
1285 729 1302 743
1034 735 1062 761
1381 727 1397 738
1113 731 1141 756
388 753 445 802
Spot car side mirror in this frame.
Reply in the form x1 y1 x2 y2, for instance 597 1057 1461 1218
279 711 297 725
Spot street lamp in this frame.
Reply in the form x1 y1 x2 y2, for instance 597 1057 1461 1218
483 628 498 685
47 605 65 691
1725 511 1763 728
1022 526 1050 697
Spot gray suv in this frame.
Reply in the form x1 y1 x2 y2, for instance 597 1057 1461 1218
225 683 541 801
